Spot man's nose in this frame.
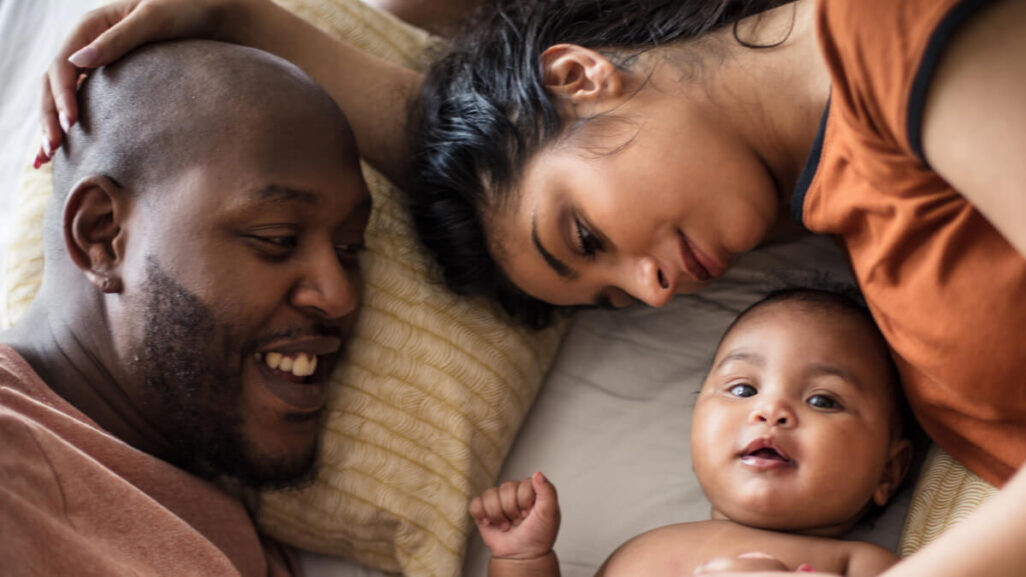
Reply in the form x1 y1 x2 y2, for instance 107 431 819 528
289 248 360 320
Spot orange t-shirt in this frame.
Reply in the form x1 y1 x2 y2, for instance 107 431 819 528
795 0 1026 487
0 345 299 576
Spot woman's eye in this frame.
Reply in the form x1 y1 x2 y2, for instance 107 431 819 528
807 394 841 410
729 384 757 398
574 218 602 257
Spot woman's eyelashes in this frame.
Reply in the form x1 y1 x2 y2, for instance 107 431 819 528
574 217 602 258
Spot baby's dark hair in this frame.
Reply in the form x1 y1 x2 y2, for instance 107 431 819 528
408 0 796 330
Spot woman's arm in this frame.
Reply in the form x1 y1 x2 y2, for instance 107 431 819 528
41 0 420 187
699 464 1026 577
921 0 1026 258
876 463 1026 576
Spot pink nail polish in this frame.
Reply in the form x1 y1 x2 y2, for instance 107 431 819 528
69 45 98 68
797 563 814 572
33 157 42 170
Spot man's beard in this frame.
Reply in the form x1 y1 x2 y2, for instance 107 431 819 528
138 257 319 490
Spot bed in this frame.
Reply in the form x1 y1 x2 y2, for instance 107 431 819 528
0 1 995 577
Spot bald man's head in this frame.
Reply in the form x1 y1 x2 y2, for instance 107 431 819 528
49 39 355 257
38 39 371 489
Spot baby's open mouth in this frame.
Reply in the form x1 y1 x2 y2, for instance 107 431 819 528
739 439 795 467
746 447 788 461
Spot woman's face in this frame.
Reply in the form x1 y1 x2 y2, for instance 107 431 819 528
491 99 782 308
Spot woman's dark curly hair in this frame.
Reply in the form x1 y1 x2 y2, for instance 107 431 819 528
409 0 796 330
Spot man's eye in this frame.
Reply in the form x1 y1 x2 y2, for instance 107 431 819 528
249 235 297 251
263 236 297 248
729 384 756 398
807 394 842 410
335 243 365 264
574 218 602 257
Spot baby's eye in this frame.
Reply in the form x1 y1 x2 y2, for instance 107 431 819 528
729 384 756 398
807 394 842 410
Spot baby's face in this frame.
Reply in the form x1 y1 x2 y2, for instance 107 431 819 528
690 300 907 536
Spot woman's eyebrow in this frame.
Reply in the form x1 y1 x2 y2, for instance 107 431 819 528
531 212 578 281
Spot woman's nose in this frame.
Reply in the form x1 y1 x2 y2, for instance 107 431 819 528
629 256 675 307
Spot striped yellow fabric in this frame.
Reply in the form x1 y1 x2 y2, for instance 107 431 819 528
1 1 567 576
899 444 998 557
1 153 49 328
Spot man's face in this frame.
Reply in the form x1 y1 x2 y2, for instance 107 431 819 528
117 120 370 489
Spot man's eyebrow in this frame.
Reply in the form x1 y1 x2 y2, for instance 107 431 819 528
531 212 578 281
249 185 318 205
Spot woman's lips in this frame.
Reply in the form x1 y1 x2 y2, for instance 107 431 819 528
689 237 726 279
678 231 711 282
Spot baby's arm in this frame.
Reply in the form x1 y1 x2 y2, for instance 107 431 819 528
469 472 562 577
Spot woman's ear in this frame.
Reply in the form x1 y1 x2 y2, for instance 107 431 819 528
540 44 624 108
63 175 129 294
873 437 914 506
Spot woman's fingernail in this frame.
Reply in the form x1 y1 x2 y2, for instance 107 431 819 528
59 112 71 133
33 156 42 170
69 45 98 67
797 563 814 572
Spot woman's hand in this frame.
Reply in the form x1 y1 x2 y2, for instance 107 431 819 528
38 0 233 166
38 0 418 186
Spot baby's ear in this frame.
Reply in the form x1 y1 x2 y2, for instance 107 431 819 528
63 175 130 294
873 438 914 506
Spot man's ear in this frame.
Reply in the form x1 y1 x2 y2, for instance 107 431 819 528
873 438 914 506
540 44 624 109
63 175 130 294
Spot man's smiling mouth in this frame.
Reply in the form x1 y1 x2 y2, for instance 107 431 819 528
256 351 318 381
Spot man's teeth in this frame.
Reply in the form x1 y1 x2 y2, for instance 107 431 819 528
254 352 318 377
